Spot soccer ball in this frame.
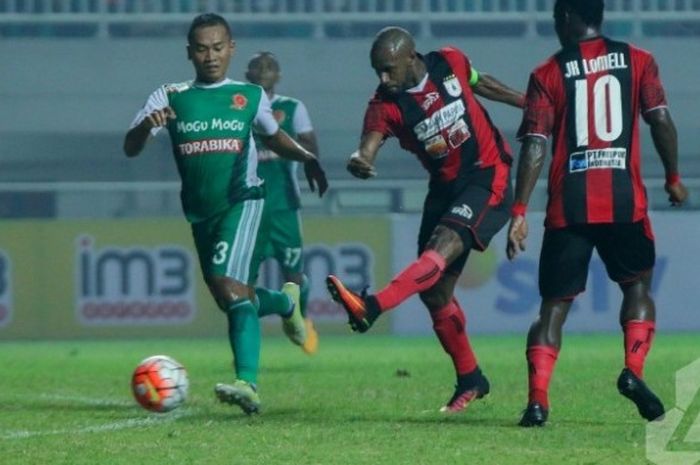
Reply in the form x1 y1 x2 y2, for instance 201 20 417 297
131 355 189 413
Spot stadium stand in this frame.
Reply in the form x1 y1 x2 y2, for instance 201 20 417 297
0 0 698 217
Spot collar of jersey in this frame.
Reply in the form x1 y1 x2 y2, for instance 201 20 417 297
193 78 233 89
406 73 429 94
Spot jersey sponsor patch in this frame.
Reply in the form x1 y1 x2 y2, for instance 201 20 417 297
424 134 448 158
569 148 627 173
443 74 462 97
413 100 466 141
176 118 246 134
421 92 441 111
447 118 471 149
178 138 243 156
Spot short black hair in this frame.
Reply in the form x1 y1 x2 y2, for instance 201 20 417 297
187 13 231 44
555 0 604 27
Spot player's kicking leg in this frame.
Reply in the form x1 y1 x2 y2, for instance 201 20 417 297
327 245 449 332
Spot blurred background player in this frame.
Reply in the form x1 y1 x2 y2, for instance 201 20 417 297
246 51 327 355
506 0 688 427
123 13 326 415
326 27 524 413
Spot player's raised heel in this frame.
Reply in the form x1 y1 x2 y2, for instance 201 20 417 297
519 402 549 427
326 275 373 333
281 282 307 346
215 380 261 415
440 367 490 413
617 368 665 421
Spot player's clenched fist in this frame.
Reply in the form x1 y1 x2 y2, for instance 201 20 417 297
664 179 688 207
143 106 177 130
347 152 377 179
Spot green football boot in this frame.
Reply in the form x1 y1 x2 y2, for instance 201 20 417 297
214 380 261 415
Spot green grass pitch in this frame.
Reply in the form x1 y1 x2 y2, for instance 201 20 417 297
1 333 698 465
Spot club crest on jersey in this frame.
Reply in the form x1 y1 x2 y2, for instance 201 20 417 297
443 74 462 97
273 109 286 124
231 93 248 110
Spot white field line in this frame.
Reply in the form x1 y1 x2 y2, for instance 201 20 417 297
39 393 135 407
0 393 192 440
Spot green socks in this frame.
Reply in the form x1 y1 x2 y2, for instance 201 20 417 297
255 287 293 318
299 275 310 318
226 299 260 385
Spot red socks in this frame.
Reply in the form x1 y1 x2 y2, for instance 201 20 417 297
623 320 655 378
523 320 654 410
526 345 559 409
375 250 446 311
430 298 478 376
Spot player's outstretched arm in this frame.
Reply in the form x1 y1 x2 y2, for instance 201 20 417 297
347 131 383 179
262 129 316 162
472 73 525 109
507 136 546 260
262 129 328 196
123 107 176 158
646 108 688 206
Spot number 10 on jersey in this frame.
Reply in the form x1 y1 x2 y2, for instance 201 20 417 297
575 75 623 147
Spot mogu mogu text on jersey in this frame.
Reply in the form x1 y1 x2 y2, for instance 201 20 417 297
176 118 247 134
563 52 627 79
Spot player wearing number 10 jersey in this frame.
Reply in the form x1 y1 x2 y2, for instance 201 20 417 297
506 0 688 427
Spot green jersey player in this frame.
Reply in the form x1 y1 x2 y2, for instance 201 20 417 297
246 52 327 355
123 14 327 415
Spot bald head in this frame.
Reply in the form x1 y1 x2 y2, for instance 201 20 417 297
246 51 280 93
372 27 415 56
370 27 422 96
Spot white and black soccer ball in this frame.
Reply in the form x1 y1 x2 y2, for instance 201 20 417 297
131 355 188 413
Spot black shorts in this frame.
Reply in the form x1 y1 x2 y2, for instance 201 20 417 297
539 219 656 299
418 181 512 276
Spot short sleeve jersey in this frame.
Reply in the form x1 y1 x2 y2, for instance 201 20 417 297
517 37 667 228
130 79 279 223
361 47 512 202
254 95 313 211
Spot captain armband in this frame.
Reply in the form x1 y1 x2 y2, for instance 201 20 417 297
469 67 480 87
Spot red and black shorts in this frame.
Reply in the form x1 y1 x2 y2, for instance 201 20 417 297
418 180 512 276
539 219 656 299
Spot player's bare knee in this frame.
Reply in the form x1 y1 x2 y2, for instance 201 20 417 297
206 276 249 310
539 298 572 326
426 226 464 264
419 288 450 310
619 271 653 298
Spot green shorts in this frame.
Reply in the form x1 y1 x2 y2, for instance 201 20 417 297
191 199 265 285
258 207 304 275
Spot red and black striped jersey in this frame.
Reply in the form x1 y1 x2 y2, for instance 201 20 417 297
362 47 512 204
517 36 667 228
